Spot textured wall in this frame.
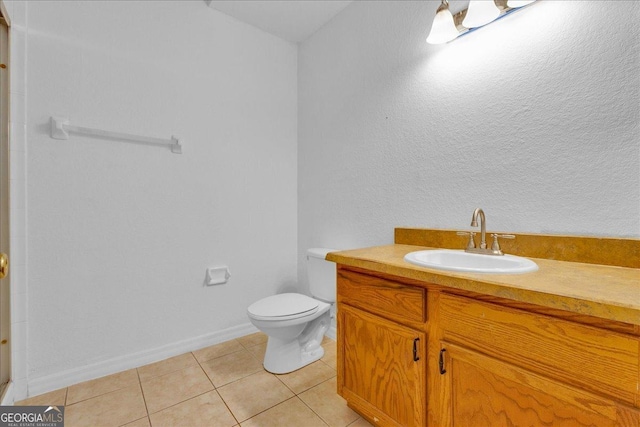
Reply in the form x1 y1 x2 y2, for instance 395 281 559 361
25 1 297 386
298 1 640 291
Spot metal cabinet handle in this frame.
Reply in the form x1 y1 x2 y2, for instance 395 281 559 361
413 338 420 362
0 253 8 279
439 348 447 374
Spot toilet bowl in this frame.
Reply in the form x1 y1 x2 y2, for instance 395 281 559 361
247 248 336 374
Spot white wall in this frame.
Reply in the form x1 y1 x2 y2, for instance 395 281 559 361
298 1 640 291
25 1 297 394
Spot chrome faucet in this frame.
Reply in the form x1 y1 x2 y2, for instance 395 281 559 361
458 208 515 256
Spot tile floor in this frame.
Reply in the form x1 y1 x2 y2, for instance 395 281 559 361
17 333 373 427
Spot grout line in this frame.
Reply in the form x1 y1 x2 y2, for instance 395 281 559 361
141 364 218 416
347 417 370 427
321 361 338 372
194 346 246 365
244 396 331 427
145 389 212 417
269 370 338 424
198 351 265 389
135 368 150 419
64 369 142 406
137 353 200 383
239 395 300 424
215 372 299 424
272 372 296 395
196 358 219 389
292 395 331 427
195 359 217 390
118 415 149 427
236 338 252 350
277 361 337 395
296 388 332 427
245 344 266 363
214 388 240 426
192 351 210 384
236 333 268 351
145 388 217 419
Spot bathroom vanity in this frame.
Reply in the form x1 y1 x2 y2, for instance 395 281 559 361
328 228 640 427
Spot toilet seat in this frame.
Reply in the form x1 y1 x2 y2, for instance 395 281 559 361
247 293 319 321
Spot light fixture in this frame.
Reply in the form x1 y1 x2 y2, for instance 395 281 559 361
426 1 459 45
507 0 536 7
463 0 501 28
426 0 538 45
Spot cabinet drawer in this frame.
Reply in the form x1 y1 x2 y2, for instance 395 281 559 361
337 269 426 325
439 293 640 406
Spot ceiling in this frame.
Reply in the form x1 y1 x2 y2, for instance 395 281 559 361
205 0 353 43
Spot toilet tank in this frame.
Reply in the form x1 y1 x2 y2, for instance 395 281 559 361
307 248 337 303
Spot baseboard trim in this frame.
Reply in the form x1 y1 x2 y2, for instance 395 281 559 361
27 323 259 398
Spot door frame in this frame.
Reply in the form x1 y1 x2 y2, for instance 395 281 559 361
0 0 11 403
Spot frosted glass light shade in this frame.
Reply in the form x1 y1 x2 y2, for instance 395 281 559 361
426 4 460 44
507 0 535 7
463 0 501 28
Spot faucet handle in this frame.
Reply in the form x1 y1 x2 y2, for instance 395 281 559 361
491 234 515 252
457 231 476 250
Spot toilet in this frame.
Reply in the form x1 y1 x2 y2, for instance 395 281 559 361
247 248 336 374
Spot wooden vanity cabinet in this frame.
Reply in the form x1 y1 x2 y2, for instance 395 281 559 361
336 266 640 427
337 268 427 427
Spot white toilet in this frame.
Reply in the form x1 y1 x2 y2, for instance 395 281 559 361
247 248 336 374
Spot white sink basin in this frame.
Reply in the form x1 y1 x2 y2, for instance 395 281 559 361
404 249 538 274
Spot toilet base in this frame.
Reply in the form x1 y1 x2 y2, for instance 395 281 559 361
263 310 330 374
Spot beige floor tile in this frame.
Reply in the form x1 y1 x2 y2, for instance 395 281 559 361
200 348 263 387
193 339 245 363
16 387 67 406
276 360 336 394
141 365 214 414
65 383 147 427
321 340 337 370
217 371 293 422
321 336 335 345
54 333 347 427
123 417 151 427
244 342 267 361
237 332 267 349
240 397 327 427
299 377 359 427
67 369 139 405
149 390 236 427
138 353 198 382
348 417 374 426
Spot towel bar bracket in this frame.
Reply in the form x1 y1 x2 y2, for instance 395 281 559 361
50 116 70 140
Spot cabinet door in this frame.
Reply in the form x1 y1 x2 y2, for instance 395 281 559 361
439 342 640 427
439 293 639 405
339 304 426 427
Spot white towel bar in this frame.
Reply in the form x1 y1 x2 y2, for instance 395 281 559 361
50 116 183 154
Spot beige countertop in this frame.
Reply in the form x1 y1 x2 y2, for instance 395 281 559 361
327 244 640 326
